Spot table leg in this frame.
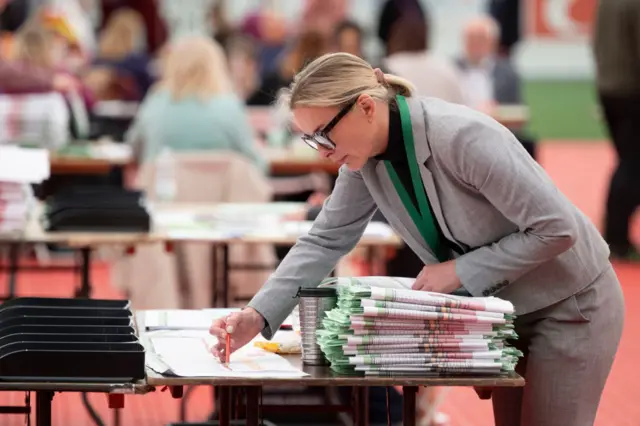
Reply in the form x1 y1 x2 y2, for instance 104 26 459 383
7 243 18 299
353 387 369 426
75 247 92 298
245 386 260 426
402 386 418 426
35 391 53 426
218 386 231 426
211 244 219 307
221 244 229 307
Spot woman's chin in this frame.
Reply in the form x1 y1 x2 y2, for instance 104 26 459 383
344 158 365 172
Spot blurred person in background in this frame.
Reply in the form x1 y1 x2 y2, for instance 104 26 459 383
384 15 465 104
225 34 260 101
594 0 640 260
42 0 97 66
377 0 426 57
247 30 329 106
100 0 166 55
300 0 348 40
487 0 521 58
125 35 266 172
240 7 288 78
211 0 233 51
0 0 28 58
13 24 94 108
87 7 153 101
456 15 536 160
333 20 364 59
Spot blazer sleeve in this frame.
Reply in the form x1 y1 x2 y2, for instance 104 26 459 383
441 119 578 297
247 166 378 339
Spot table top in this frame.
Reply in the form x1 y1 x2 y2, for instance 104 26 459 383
0 380 150 394
144 358 524 388
2 202 402 248
137 311 524 389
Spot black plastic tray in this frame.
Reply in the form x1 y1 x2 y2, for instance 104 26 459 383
0 306 132 320
1 297 129 309
0 341 145 382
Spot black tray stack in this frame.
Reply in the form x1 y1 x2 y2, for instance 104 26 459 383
0 297 145 383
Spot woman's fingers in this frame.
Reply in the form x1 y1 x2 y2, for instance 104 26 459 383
209 317 227 338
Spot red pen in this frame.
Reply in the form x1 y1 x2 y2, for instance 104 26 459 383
225 333 231 365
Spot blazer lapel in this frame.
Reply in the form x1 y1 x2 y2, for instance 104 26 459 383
373 161 438 264
406 97 457 244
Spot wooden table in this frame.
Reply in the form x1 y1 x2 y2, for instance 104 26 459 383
493 105 530 128
0 202 401 301
138 312 524 426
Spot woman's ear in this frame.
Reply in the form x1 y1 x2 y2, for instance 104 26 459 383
357 94 376 121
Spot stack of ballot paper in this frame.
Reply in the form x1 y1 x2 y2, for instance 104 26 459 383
315 277 522 377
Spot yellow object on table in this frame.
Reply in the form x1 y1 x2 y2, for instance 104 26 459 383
253 330 301 354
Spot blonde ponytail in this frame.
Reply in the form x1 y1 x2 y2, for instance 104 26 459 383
381 73 415 98
279 52 415 111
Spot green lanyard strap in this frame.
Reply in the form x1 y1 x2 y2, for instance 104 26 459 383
385 95 448 263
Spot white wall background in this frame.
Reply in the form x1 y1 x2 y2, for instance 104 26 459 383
224 0 595 80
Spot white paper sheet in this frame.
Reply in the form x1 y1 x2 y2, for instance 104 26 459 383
148 332 308 378
0 146 50 183
144 308 240 331
144 309 294 331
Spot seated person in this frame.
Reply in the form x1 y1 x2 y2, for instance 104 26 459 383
125 35 266 171
13 24 94 109
333 20 364 58
246 29 329 106
456 15 536 159
88 8 153 101
383 15 465 104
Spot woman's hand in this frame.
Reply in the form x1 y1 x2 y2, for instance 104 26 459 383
412 260 462 294
209 308 265 362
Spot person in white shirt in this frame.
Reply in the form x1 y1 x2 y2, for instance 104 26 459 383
456 15 536 160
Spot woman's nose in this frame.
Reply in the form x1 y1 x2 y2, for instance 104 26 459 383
318 146 332 159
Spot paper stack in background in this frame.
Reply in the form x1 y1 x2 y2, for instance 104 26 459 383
316 277 522 377
0 146 50 236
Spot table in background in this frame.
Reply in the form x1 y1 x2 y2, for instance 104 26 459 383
0 202 401 303
137 311 524 426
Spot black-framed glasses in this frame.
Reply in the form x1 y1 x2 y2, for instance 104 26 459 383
301 99 357 151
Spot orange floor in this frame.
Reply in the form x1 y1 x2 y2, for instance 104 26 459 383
1 141 639 425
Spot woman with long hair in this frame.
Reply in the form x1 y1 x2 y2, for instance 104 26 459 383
125 35 265 170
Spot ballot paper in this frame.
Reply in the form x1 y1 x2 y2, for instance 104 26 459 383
147 330 307 378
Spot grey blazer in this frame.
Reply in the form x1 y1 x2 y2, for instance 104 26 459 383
248 97 611 339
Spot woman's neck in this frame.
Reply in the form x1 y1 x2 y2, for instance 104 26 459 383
371 102 390 156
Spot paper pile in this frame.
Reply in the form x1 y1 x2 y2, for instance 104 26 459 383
0 182 33 235
316 278 522 377
0 146 49 236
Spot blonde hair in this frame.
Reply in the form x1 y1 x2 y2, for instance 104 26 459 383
159 36 232 101
98 8 145 60
14 26 55 69
281 52 415 110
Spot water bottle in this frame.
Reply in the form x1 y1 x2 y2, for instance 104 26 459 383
155 147 177 202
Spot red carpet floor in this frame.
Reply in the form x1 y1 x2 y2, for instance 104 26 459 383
1 142 639 425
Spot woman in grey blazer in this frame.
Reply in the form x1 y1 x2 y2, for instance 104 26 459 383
211 53 624 426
